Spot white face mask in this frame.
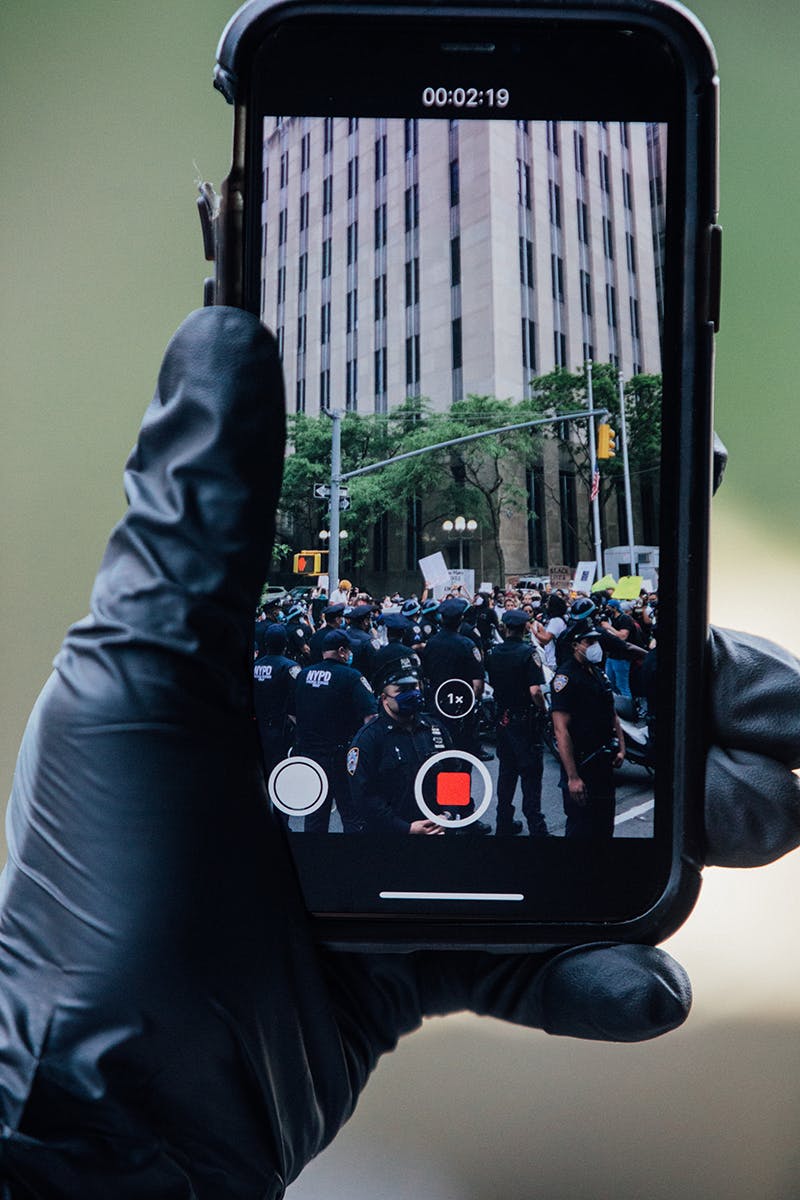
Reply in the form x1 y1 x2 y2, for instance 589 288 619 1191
584 641 603 664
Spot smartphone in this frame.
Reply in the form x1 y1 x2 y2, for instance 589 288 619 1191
206 0 719 949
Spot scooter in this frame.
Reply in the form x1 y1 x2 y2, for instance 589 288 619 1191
613 693 654 772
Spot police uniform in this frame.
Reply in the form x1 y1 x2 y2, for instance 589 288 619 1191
420 607 484 755
550 653 618 837
285 616 313 664
417 606 439 646
344 606 378 679
486 613 548 836
307 604 346 663
400 600 425 649
291 653 378 832
370 623 421 688
252 651 301 779
347 703 451 833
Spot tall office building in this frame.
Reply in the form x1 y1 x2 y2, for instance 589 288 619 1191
261 115 664 586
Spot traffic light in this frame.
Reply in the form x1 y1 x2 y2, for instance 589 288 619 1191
293 551 324 575
597 423 617 459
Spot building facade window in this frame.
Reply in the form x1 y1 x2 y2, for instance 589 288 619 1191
374 202 387 249
576 199 589 245
451 317 463 370
606 284 617 328
580 269 592 316
551 254 564 302
346 288 358 333
347 155 359 198
521 318 536 371
574 131 585 175
449 158 460 208
347 221 358 265
404 184 419 230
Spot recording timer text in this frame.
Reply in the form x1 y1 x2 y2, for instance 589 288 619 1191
422 86 510 108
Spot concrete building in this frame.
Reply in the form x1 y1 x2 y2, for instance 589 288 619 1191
261 115 664 590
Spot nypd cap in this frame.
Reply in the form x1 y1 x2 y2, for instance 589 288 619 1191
322 630 351 651
501 608 530 630
438 598 469 621
374 658 421 691
381 612 412 632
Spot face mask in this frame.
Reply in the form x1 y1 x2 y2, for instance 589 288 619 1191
345 651 354 666
393 688 423 718
584 641 603 664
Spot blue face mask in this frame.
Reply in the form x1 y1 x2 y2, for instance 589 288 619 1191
345 651 354 666
393 688 423 717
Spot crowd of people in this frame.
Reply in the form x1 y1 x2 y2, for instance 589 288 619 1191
252 578 658 838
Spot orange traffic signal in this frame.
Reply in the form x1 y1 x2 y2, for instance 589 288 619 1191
597 423 617 459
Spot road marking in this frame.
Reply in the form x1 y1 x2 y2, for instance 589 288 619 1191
614 798 655 826
380 892 524 901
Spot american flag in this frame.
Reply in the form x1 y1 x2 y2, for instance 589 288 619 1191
590 467 600 502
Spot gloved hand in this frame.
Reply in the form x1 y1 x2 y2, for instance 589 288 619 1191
0 308 798 1200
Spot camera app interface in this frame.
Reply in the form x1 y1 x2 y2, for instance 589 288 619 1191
253 115 665 840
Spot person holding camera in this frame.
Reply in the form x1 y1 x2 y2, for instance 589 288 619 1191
551 625 626 837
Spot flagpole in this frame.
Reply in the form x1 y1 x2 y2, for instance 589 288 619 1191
586 360 604 578
618 373 637 574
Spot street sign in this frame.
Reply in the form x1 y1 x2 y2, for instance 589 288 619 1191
314 483 349 500
338 497 350 511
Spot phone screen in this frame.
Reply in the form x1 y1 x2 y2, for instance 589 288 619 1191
258 113 663 841
237 10 711 938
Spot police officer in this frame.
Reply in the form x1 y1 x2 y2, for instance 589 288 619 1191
284 602 313 664
550 625 626 838
371 614 421 685
291 629 378 832
252 625 301 807
400 598 425 650
307 602 346 663
417 598 440 646
420 598 490 833
346 662 448 834
472 592 501 653
486 608 548 836
344 604 378 679
420 599 484 734
458 603 485 659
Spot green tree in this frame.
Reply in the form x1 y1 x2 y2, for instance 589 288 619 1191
277 395 547 581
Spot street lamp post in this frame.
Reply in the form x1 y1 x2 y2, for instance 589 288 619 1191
442 516 478 571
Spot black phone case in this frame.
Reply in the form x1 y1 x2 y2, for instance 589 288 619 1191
207 0 719 951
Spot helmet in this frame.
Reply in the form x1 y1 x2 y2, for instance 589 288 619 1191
568 597 597 624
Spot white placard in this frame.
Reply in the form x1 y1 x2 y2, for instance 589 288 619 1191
418 552 450 588
573 561 597 591
446 568 475 598
479 581 493 594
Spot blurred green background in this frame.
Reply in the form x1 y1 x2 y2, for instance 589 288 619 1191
1 4 799 1197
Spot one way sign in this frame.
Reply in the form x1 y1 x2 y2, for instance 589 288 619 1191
313 482 349 500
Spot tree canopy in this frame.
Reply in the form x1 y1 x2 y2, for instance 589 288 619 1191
274 367 662 578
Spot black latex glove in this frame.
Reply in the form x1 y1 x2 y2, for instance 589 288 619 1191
1 309 798 1200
